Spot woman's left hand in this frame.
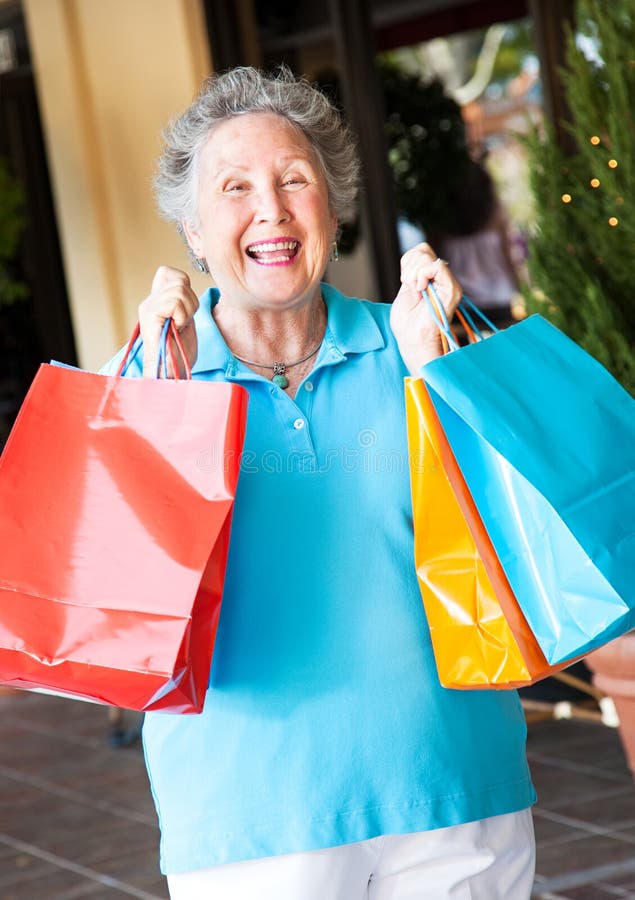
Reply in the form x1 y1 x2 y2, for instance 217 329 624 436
390 242 463 374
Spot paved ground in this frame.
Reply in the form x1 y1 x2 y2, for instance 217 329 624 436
528 709 635 899
0 690 166 899
1 689 634 899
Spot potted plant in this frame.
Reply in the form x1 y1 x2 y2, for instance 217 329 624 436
586 634 635 776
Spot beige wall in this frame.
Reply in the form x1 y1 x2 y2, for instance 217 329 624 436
22 0 212 369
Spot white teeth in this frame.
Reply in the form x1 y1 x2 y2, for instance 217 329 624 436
258 256 292 264
248 240 298 253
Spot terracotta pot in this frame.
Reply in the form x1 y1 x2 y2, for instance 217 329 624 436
586 633 635 777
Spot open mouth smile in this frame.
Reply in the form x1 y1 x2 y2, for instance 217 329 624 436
246 239 300 265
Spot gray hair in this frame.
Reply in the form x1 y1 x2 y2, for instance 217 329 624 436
154 66 361 229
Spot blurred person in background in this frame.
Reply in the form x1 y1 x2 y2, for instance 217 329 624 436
430 156 523 328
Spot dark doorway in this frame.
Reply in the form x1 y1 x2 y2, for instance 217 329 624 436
0 2 76 445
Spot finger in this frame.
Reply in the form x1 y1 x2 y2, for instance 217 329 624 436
401 241 437 260
151 265 192 293
428 266 464 318
399 242 436 273
166 297 196 331
167 321 198 378
139 285 199 325
400 245 438 286
138 276 199 378
402 258 440 293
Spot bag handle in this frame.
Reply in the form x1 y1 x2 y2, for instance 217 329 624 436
116 318 192 379
422 284 500 354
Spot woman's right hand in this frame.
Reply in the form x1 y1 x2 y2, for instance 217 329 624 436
138 266 199 377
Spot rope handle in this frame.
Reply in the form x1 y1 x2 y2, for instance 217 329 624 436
116 318 192 379
422 284 500 354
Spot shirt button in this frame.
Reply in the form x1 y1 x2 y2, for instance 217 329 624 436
304 381 314 392
293 418 305 430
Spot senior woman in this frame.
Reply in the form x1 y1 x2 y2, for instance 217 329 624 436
111 67 536 899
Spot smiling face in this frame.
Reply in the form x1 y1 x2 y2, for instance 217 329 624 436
183 112 337 312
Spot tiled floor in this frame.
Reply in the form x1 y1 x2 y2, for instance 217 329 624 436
1 689 634 899
0 690 167 899
528 713 635 899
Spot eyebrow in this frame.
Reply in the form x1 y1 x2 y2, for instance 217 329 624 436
212 154 315 179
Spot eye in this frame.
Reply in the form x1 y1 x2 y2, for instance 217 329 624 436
282 175 307 189
225 182 247 194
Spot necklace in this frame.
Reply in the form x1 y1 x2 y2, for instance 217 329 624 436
233 341 322 389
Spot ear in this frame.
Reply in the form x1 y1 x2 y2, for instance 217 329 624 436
181 220 205 258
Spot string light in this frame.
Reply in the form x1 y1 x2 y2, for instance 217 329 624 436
608 159 618 168
590 178 600 188
561 193 572 203
590 135 601 145
608 217 619 226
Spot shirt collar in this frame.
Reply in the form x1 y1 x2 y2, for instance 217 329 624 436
320 282 385 357
190 288 231 375
191 282 385 376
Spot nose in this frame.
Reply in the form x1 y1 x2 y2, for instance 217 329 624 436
255 184 290 224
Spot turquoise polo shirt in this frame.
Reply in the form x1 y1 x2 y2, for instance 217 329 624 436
105 283 535 874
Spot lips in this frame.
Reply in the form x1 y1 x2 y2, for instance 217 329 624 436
246 239 300 265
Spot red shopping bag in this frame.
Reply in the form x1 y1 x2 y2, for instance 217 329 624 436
0 325 247 713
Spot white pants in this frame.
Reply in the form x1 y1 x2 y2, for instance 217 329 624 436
167 808 535 900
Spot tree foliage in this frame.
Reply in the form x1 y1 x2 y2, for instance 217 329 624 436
315 62 469 248
524 0 635 392
378 60 469 235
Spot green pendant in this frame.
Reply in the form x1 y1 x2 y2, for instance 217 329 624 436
272 373 289 389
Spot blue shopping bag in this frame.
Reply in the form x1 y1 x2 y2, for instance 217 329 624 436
422 308 635 665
